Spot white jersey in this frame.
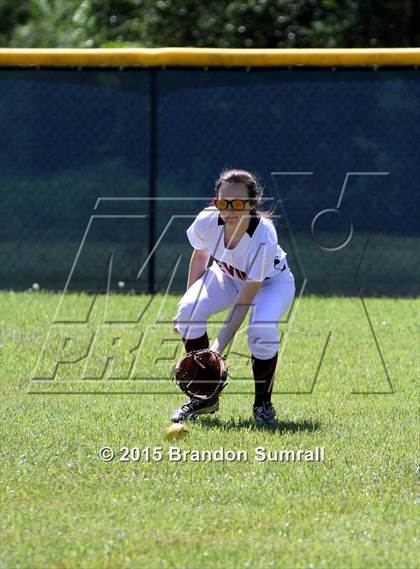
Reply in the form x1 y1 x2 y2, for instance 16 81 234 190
186 206 293 283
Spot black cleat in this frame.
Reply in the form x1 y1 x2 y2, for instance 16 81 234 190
171 396 219 423
253 402 278 428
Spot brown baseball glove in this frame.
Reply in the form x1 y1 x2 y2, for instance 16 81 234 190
172 349 228 401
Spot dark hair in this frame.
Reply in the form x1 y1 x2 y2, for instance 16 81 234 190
214 168 275 220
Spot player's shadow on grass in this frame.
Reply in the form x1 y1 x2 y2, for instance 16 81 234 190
199 416 321 433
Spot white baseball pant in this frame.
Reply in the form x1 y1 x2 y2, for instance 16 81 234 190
175 264 295 360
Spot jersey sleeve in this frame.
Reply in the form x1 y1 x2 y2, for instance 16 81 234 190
186 214 208 250
246 239 278 281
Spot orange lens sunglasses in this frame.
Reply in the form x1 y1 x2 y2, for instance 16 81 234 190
215 198 253 211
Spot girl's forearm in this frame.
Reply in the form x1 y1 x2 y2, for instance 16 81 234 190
187 251 210 289
211 303 249 354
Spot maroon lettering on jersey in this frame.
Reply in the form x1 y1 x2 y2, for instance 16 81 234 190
235 268 247 280
222 261 235 277
214 258 247 281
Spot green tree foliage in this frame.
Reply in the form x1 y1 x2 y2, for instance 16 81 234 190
2 0 419 48
140 0 327 48
5 0 98 47
312 0 419 48
0 0 31 44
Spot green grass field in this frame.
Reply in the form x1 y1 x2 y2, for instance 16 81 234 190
1 291 419 568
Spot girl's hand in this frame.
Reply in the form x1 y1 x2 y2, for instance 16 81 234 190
210 339 221 354
173 317 180 334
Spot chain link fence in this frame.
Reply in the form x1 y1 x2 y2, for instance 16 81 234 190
1 67 419 296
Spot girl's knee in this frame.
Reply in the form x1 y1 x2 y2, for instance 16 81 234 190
176 297 207 322
247 323 279 359
175 299 209 339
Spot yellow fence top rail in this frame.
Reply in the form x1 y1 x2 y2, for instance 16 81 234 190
0 47 419 67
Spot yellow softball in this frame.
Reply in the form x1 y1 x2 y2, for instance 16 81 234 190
165 423 189 442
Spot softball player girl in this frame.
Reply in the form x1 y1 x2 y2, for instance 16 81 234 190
172 169 295 427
